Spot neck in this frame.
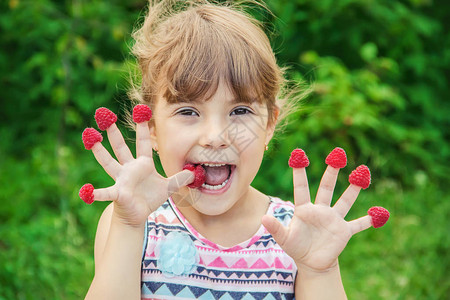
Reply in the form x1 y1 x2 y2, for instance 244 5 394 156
175 187 270 247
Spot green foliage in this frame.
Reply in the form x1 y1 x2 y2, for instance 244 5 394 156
0 0 448 299
342 183 450 299
263 0 450 187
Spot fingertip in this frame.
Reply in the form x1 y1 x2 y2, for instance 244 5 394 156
183 164 205 189
82 128 103 150
261 215 278 232
261 214 271 223
167 170 196 195
261 215 287 245
79 183 95 204
133 104 152 123
181 169 195 186
261 215 271 231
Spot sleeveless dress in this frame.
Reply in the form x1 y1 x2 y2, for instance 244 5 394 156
141 196 297 300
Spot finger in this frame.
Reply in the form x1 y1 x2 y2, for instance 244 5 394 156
333 184 361 217
93 186 118 202
367 206 390 228
289 149 311 206
348 215 372 235
293 168 311 206
167 170 195 196
135 122 153 158
94 107 134 163
79 184 117 204
91 142 122 179
261 215 289 247
133 105 153 158
106 124 134 164
315 166 339 206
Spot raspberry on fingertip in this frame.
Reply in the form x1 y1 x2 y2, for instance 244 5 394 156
288 148 310 168
183 164 206 188
82 128 103 150
133 104 152 123
95 107 117 131
368 206 390 228
325 147 347 169
349 165 371 189
79 183 95 204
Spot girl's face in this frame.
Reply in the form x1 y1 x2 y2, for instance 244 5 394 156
150 80 276 216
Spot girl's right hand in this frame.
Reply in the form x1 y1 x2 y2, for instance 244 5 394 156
80 106 194 227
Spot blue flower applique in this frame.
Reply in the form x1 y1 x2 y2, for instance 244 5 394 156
156 231 199 277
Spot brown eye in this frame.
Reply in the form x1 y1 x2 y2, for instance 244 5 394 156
231 107 253 116
176 108 199 116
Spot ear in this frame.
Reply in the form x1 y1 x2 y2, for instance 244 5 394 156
265 107 279 145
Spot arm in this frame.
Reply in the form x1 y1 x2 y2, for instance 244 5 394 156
262 148 389 299
80 107 194 299
86 204 145 300
295 260 346 300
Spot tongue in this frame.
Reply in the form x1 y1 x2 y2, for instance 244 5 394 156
204 165 230 185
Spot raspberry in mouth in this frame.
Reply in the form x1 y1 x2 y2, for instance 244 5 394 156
183 163 234 191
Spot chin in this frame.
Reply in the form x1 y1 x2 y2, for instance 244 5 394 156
191 195 237 216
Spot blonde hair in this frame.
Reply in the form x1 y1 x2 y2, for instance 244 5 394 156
128 0 301 129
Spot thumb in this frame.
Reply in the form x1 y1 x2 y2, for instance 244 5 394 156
167 170 195 196
261 215 289 247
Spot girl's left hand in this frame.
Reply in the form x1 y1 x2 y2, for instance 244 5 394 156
262 150 386 272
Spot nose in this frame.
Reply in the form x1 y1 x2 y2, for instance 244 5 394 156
199 118 230 150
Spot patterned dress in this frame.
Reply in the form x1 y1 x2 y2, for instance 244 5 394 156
141 197 297 300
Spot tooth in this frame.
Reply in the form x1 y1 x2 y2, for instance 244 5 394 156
201 179 228 190
202 163 226 167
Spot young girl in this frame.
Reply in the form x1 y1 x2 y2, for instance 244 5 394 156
80 1 389 299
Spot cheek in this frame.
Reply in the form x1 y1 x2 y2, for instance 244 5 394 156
156 124 195 168
156 120 189 147
237 126 266 167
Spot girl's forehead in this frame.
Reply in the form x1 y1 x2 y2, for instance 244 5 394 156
159 78 264 107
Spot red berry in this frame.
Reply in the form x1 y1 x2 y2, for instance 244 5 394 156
368 206 390 228
95 107 117 131
82 128 103 150
183 164 206 188
79 183 95 204
349 165 371 189
183 164 196 172
325 147 347 169
288 148 310 168
133 104 152 123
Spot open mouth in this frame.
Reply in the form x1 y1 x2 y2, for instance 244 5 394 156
190 162 235 192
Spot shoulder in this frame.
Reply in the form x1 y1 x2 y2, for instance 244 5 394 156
269 196 294 226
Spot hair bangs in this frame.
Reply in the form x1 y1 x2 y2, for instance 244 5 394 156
161 7 273 107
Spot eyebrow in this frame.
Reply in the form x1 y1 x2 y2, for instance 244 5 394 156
168 97 252 105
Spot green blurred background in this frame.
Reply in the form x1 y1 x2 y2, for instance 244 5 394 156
1 0 449 299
